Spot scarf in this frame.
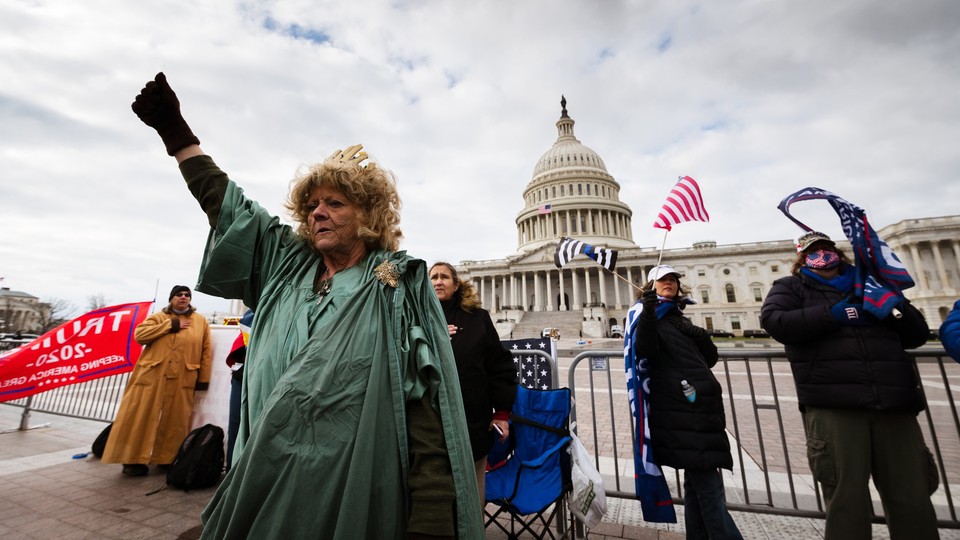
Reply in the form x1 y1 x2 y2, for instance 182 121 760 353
801 264 855 293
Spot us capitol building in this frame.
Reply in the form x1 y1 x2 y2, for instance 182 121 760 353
455 98 960 340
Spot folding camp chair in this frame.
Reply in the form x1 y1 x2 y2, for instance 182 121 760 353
484 386 575 539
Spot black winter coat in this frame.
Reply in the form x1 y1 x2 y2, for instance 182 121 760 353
441 299 518 461
760 270 929 413
634 304 733 470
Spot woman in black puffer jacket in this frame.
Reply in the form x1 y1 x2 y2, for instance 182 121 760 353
761 231 937 540
634 265 742 540
430 262 517 508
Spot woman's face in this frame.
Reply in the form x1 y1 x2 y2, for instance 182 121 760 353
170 290 192 311
306 185 363 257
430 265 457 302
654 275 679 299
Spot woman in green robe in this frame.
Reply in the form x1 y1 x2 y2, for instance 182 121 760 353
131 72 483 539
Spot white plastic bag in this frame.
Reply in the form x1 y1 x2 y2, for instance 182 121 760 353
567 433 607 528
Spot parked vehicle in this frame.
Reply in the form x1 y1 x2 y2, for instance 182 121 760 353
743 329 770 338
708 329 735 338
542 327 560 339
610 325 624 338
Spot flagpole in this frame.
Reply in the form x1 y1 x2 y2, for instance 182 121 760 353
608 268 643 293
151 279 159 314
655 230 669 267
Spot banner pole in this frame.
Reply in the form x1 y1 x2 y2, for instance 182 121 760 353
151 279 160 314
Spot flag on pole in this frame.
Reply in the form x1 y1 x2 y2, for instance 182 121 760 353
0 301 153 402
538 204 553 214
777 187 914 319
652 176 710 231
554 237 618 271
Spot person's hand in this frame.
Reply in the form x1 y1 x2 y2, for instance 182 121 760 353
328 144 368 167
831 299 877 326
490 419 509 443
194 381 209 391
131 72 200 156
179 318 192 329
641 290 658 315
446 324 457 337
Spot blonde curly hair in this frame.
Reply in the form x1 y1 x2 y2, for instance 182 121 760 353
430 262 481 312
285 155 403 252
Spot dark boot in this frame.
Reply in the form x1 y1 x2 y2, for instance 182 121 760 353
122 464 148 476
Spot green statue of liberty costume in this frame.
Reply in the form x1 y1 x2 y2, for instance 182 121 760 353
179 156 482 539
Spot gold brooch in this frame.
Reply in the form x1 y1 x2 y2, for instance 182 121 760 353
374 261 399 288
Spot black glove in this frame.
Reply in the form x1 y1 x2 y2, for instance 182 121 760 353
668 316 709 340
641 290 658 320
195 381 209 391
131 72 200 156
831 298 877 327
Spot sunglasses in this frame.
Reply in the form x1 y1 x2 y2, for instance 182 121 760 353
174 292 192 298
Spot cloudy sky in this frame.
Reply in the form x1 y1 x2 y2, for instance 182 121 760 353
2 0 958 317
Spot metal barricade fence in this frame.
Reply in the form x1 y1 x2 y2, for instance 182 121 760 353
2 372 128 426
567 347 960 528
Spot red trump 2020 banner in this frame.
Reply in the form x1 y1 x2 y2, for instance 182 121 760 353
0 301 153 402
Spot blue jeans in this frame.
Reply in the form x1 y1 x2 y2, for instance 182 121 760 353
683 468 743 540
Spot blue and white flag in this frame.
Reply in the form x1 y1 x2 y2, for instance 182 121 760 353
623 301 677 523
555 237 618 271
778 187 914 319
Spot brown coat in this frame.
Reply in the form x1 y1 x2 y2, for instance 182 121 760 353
102 309 212 465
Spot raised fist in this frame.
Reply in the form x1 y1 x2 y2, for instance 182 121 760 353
131 72 200 156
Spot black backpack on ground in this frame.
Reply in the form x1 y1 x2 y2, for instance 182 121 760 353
91 422 113 458
166 424 225 491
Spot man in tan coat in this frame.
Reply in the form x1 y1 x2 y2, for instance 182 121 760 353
103 285 212 476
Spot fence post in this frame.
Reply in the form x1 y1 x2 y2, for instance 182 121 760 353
18 395 33 431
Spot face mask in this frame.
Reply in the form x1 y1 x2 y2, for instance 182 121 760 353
805 249 840 270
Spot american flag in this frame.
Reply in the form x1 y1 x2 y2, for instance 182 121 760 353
554 236 618 271
538 204 553 214
501 337 556 390
652 176 710 231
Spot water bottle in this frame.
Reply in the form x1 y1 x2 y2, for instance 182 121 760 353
681 379 696 403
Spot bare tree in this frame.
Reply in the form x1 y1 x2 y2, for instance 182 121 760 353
38 297 77 333
86 293 109 311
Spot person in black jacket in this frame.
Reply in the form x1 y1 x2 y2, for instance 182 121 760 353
761 231 938 540
635 265 742 540
430 262 517 507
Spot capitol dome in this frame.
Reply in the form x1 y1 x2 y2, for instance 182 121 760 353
532 129 607 176
516 97 636 253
